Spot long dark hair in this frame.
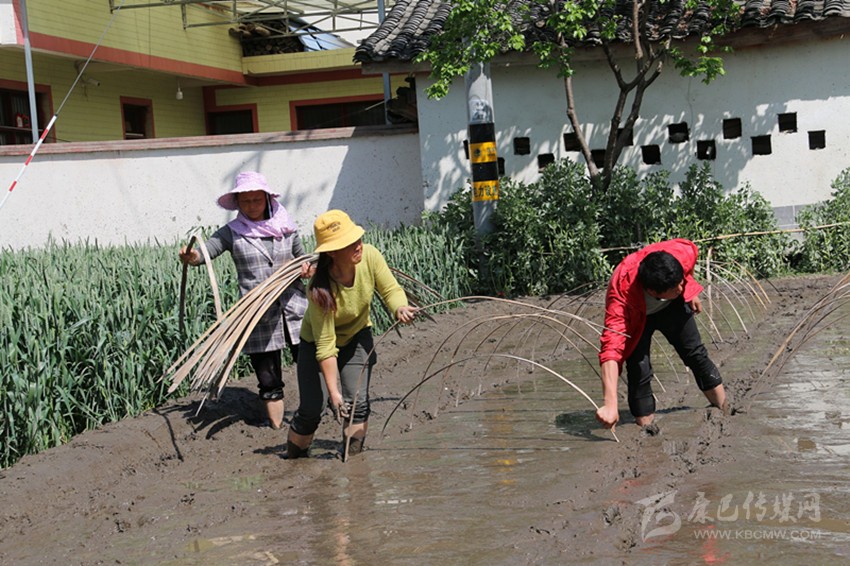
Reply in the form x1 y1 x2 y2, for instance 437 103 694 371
308 252 336 313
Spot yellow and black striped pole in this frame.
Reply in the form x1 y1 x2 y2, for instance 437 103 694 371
465 62 498 234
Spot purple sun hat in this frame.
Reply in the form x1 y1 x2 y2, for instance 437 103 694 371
216 171 281 211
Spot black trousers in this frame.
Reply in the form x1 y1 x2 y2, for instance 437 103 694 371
249 330 299 401
625 297 722 418
290 328 376 436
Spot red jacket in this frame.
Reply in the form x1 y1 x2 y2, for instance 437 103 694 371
598 239 703 369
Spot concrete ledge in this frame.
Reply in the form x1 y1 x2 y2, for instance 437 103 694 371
0 124 419 157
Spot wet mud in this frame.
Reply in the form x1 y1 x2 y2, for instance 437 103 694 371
1 274 848 564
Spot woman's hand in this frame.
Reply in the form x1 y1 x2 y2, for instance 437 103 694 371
300 260 316 279
328 393 350 424
395 305 419 325
178 246 200 266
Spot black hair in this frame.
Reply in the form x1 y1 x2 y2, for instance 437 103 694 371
638 251 684 293
308 252 337 314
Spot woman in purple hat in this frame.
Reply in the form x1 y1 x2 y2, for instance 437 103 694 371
178 171 310 429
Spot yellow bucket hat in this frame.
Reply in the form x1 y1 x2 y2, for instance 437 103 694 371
313 210 365 253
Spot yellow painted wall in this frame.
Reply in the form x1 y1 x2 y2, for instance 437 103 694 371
25 0 243 74
215 75 406 132
1 49 207 141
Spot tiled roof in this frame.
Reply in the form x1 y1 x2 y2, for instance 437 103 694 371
354 0 850 63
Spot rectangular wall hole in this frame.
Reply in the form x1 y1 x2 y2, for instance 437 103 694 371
751 135 772 155
563 132 580 152
591 149 606 169
667 122 690 143
513 137 531 155
808 130 826 150
697 140 716 160
723 118 742 139
778 112 797 133
617 127 634 146
537 153 555 170
463 140 469 160
641 145 661 165
497 157 505 176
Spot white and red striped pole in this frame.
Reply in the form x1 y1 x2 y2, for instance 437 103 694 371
0 0 125 216
0 115 57 213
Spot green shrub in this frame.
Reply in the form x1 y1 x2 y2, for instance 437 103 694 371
599 168 677 251
667 165 790 278
796 167 850 272
480 160 609 295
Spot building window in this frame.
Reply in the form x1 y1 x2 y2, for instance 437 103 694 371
808 130 826 150
617 127 634 146
751 135 772 155
591 149 606 169
563 132 580 152
0 87 49 146
537 153 555 170
778 112 797 133
294 99 384 130
668 122 689 144
121 98 154 140
513 137 531 155
641 145 661 165
723 118 742 139
209 110 254 135
697 140 716 160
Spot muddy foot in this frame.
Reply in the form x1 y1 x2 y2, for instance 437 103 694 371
640 423 660 437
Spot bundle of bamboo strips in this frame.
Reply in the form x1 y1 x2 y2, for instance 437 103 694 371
162 254 317 400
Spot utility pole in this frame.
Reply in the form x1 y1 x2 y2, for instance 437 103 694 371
465 62 498 235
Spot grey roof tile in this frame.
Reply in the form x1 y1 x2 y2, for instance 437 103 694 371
354 0 850 63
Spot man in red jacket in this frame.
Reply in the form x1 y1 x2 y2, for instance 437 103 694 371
595 239 727 431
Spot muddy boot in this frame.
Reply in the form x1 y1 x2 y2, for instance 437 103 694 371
286 440 309 460
342 435 365 461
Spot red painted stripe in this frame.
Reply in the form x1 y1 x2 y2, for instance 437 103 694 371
255 69 365 86
12 0 23 44
8 181 17 192
29 31 248 84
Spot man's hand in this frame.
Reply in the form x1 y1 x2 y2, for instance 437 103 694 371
595 404 620 429
690 295 703 314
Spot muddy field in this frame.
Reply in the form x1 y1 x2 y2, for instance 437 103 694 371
1 274 849 565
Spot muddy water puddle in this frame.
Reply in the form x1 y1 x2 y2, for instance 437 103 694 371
640 336 850 563
170 373 620 565
167 333 850 564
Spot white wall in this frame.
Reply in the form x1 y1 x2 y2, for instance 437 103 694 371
415 36 850 225
0 1 16 45
0 126 422 249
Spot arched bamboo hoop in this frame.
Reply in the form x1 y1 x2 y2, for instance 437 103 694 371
379 352 619 442
178 234 221 334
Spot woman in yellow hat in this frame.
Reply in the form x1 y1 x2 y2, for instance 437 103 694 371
287 210 417 459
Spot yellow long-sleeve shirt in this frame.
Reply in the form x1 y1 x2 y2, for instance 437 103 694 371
300 244 408 361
